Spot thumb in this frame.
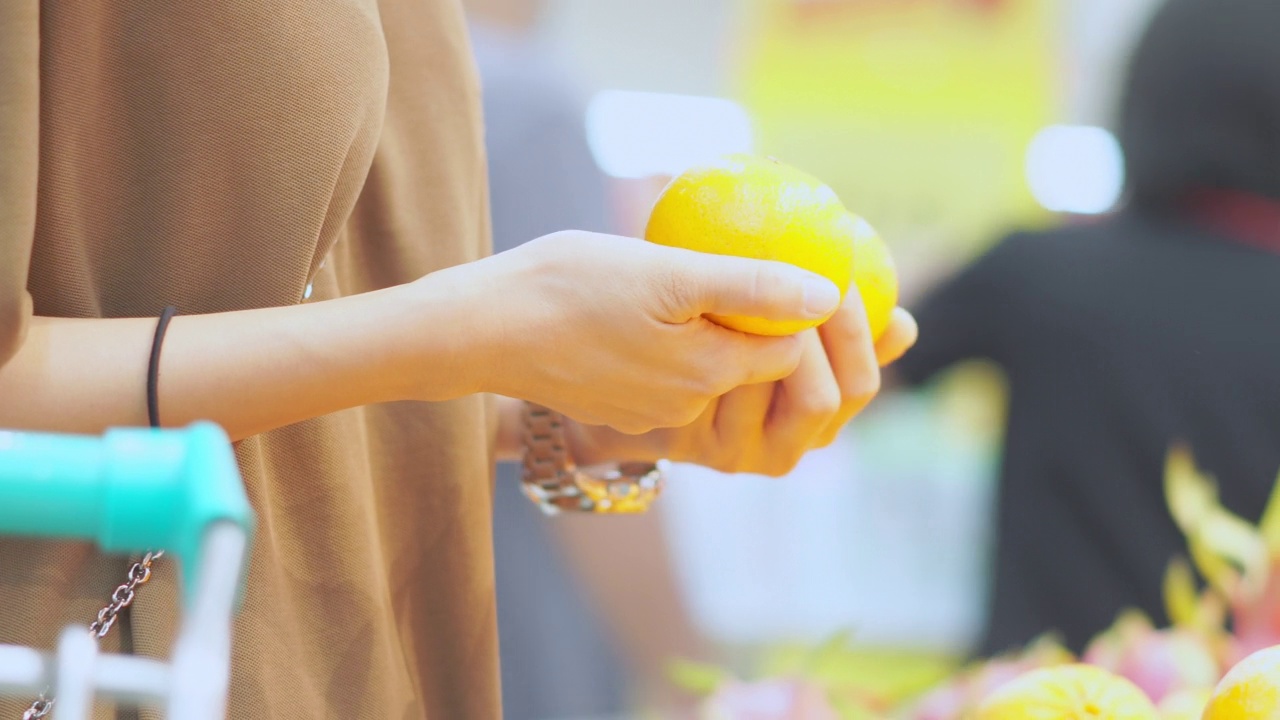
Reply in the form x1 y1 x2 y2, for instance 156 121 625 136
667 252 842 325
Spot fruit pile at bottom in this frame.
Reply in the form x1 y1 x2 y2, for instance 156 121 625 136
964 650 1280 720
691 451 1280 719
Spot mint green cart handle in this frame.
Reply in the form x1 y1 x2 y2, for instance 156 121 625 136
0 422 254 609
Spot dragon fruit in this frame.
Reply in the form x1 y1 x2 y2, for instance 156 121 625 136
666 448 1280 720
1163 447 1280 669
1083 612 1219 704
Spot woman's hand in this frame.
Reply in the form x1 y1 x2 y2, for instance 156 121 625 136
562 296 918 477
426 230 847 435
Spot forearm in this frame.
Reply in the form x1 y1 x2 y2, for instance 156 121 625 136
0 281 479 440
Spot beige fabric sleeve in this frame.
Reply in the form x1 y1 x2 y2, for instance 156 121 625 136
0 1 38 367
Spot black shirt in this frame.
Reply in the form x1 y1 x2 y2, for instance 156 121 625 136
897 211 1280 655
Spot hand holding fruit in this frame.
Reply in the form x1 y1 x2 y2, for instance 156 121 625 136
449 229 844 435
563 154 917 475
453 152 913 470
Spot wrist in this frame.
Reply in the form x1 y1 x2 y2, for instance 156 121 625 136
377 268 496 403
563 417 664 467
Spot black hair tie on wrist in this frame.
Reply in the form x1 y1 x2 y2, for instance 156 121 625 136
147 306 178 429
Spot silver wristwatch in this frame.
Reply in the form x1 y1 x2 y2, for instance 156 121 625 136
520 402 666 515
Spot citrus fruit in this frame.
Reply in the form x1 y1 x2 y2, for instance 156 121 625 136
975 664 1160 720
644 154 896 338
849 215 898 340
1202 645 1280 720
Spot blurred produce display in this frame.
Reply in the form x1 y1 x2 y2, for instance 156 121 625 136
674 448 1280 719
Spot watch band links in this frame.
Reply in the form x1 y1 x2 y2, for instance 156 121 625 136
520 402 665 515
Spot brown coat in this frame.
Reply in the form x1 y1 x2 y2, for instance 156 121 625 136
0 0 499 717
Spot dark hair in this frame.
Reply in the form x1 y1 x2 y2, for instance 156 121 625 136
1119 0 1280 210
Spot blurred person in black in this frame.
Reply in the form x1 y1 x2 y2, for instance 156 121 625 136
896 0 1280 657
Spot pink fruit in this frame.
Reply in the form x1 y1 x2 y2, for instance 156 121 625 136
1086 624 1220 704
1084 613 1156 670
1225 559 1280 667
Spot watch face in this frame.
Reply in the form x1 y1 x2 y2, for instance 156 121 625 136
520 480 582 515
573 462 665 514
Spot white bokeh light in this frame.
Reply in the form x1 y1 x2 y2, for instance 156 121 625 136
1025 125 1125 215
585 90 754 179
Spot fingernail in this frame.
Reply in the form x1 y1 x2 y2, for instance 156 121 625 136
803 276 841 317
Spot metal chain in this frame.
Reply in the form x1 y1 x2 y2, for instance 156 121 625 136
21 551 164 719
21 698 51 720
88 551 162 638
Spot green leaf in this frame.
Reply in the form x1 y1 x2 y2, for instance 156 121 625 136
1197 511 1269 597
1164 557 1202 629
1187 531 1240 598
1165 445 1217 533
1165 445 1269 597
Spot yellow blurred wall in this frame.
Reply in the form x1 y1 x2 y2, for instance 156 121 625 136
735 0 1059 291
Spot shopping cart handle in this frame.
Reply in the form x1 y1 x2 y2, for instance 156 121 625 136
0 422 254 609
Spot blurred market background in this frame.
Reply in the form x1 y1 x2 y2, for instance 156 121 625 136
466 0 1167 718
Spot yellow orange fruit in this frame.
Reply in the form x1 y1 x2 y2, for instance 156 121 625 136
849 215 898 341
1202 645 1280 720
645 154 896 338
976 665 1160 720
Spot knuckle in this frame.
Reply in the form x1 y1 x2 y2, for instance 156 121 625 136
844 373 882 405
745 337 804 385
658 265 686 308
797 388 841 418
661 397 705 428
764 455 800 478
695 368 727 398
777 339 807 378
747 264 771 310
694 355 739 397
709 454 740 475
676 400 706 427
648 259 690 319
612 410 658 435
709 369 741 398
614 419 651 435
750 263 799 316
